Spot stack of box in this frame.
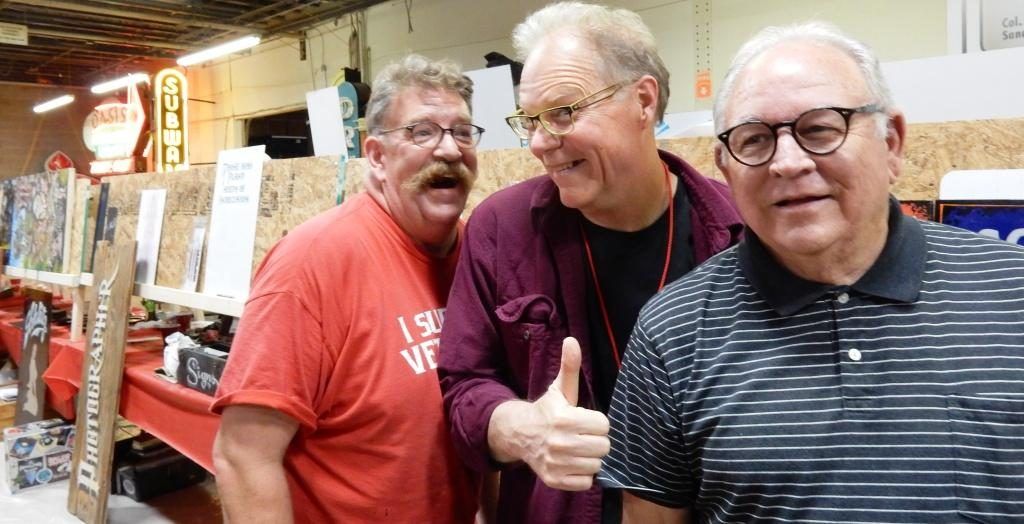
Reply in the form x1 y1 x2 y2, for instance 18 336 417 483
3 418 75 493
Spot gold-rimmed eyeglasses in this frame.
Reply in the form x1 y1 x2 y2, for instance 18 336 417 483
505 83 621 141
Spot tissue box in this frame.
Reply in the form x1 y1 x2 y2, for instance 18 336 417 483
4 418 75 493
177 344 229 396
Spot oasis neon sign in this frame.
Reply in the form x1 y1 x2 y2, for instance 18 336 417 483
153 68 189 172
82 83 147 175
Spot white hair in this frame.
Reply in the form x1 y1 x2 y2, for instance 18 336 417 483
366 54 473 134
512 1 670 121
713 21 894 137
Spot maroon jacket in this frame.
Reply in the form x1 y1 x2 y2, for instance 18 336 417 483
438 150 743 523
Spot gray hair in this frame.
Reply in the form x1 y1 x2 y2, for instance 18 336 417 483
512 1 670 121
713 21 894 136
366 54 474 134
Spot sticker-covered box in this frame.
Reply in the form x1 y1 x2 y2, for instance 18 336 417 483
4 418 75 493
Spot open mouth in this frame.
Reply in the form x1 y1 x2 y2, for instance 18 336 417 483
427 175 460 189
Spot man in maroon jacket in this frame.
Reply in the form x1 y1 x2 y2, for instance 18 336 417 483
438 2 743 523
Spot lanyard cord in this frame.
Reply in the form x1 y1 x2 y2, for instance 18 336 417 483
580 162 674 369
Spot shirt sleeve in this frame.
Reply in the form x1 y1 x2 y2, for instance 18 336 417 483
211 291 326 433
598 319 694 508
438 204 519 473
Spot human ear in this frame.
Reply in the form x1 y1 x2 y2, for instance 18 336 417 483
364 135 390 187
884 111 907 183
634 75 659 126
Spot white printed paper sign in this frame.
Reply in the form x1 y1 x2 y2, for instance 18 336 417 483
134 189 166 285
182 216 207 292
203 146 266 300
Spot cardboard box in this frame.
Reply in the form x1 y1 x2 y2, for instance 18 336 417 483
177 345 228 396
4 418 75 493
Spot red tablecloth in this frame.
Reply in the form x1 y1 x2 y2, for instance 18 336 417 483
1 317 220 473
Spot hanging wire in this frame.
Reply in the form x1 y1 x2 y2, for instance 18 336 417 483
405 0 414 33
349 13 361 72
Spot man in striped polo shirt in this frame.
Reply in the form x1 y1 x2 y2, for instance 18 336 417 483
600 21 1024 523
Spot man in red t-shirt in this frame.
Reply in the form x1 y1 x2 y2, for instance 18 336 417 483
211 54 486 523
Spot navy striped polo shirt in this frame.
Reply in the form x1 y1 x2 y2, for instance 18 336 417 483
599 198 1024 523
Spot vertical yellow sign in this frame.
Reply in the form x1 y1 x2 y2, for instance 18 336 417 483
153 68 189 172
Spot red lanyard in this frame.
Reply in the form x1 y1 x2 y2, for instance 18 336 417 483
580 162 674 369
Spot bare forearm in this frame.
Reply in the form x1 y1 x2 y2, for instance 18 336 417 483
487 400 537 463
215 454 294 524
213 406 299 524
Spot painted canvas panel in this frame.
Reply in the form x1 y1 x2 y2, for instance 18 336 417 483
8 170 73 271
900 200 935 221
937 200 1024 245
0 179 14 265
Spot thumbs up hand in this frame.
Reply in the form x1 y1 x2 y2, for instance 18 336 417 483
486 337 611 491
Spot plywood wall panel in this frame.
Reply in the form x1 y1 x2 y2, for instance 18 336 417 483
342 119 1024 217
84 155 339 289
65 117 1024 297
102 166 216 289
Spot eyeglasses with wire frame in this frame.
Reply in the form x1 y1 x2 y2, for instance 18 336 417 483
376 121 485 149
505 83 622 141
717 104 884 167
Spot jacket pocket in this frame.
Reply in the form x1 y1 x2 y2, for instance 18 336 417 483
947 395 1024 523
495 294 564 398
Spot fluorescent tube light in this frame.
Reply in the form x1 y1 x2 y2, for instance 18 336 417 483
33 94 75 113
177 35 261 67
91 73 150 94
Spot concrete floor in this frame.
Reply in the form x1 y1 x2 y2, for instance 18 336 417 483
0 451 222 523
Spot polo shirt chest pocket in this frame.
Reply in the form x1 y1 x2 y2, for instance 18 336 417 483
495 294 566 398
947 395 1024 523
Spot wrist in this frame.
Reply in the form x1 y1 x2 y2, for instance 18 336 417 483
487 399 536 463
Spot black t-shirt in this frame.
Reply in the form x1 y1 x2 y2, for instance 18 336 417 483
583 178 695 413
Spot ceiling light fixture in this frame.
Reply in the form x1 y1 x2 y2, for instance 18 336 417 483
177 35 261 67
33 94 75 113
90 73 150 94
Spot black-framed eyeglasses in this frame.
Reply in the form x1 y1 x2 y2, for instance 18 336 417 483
717 104 884 167
505 83 621 141
377 121 485 149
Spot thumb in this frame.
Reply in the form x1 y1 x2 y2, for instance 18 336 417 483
551 336 582 406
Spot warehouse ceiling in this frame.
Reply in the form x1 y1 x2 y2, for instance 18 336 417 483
0 0 387 87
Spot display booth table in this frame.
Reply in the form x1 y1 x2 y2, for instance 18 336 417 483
0 311 219 473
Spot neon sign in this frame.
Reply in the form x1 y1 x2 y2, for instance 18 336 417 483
153 68 189 172
82 82 147 175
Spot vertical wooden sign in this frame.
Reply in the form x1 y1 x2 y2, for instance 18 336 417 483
67 241 136 524
14 286 52 425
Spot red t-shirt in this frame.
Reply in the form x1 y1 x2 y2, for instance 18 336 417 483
212 193 478 522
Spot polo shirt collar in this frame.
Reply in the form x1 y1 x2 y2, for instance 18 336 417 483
739 196 925 316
